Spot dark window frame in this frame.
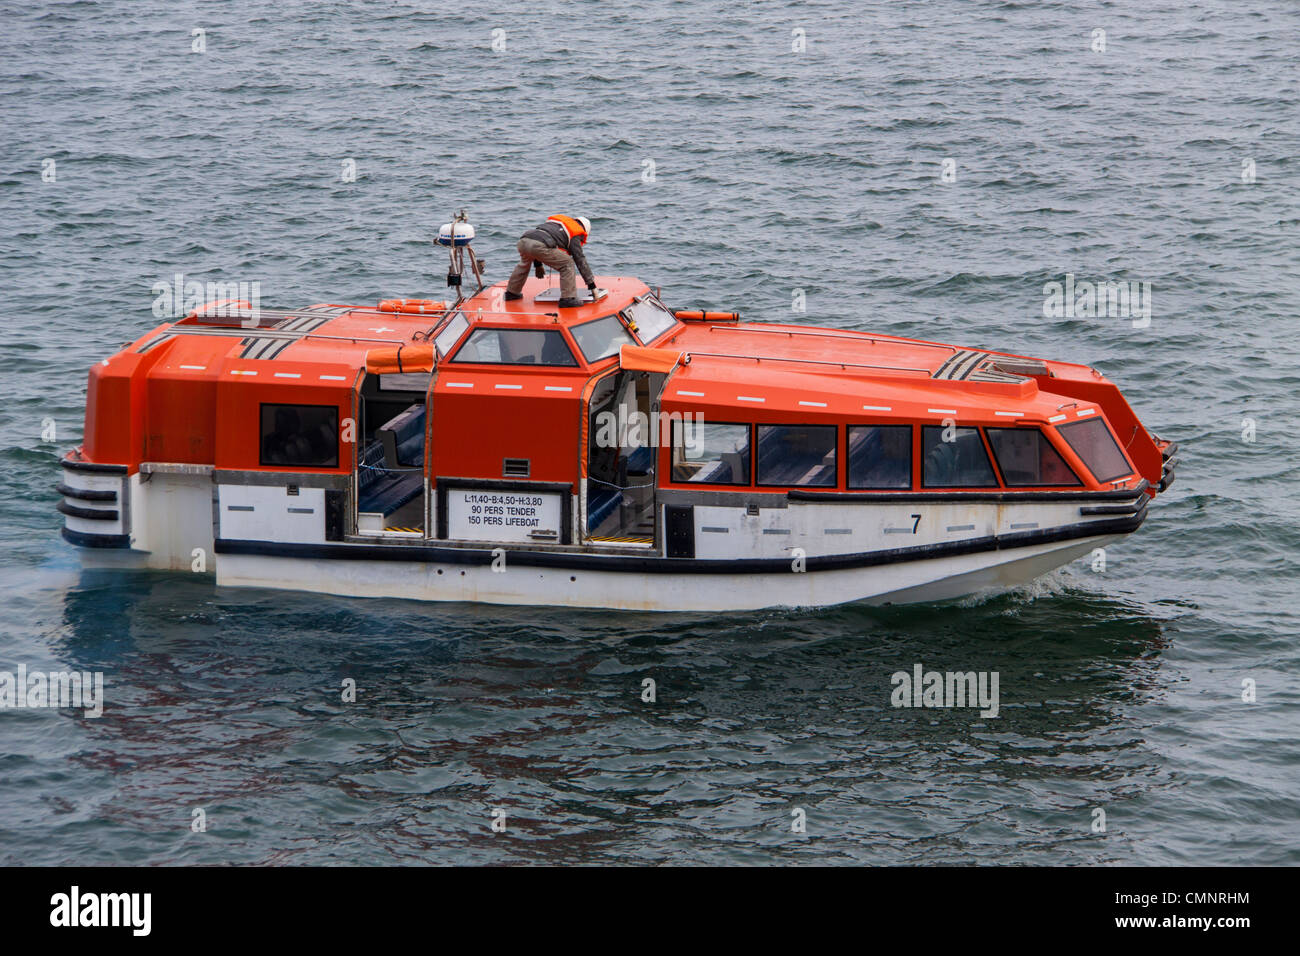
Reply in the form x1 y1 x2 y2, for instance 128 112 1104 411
1056 418 1134 484
259 402 340 469
670 419 752 486
623 294 680 346
448 326 580 367
846 423 914 490
920 425 1001 489
570 313 636 363
432 310 469 357
985 427 1082 487
754 423 839 489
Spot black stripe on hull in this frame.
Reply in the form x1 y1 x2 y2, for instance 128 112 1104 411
1079 493 1149 516
57 500 119 521
61 527 130 549
789 479 1148 504
56 482 118 502
59 458 128 475
213 510 1145 575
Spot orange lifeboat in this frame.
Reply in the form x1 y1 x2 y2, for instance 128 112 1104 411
56 272 1173 612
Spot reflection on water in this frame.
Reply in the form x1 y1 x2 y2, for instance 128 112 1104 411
34 566 1174 864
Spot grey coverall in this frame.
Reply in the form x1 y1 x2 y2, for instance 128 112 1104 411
506 221 595 300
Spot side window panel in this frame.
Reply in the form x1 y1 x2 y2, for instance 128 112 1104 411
921 425 998 488
847 425 912 489
756 425 837 487
260 404 339 468
672 421 750 485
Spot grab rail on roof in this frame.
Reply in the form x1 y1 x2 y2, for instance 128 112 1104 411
707 324 959 353
147 326 407 345
682 350 931 375
186 306 570 325
183 307 354 325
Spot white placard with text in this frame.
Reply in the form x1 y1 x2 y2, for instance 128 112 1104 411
447 488 562 542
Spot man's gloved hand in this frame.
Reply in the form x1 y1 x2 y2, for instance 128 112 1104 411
587 282 598 295
533 262 545 279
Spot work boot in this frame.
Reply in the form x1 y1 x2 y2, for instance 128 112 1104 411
504 291 523 301
557 297 582 308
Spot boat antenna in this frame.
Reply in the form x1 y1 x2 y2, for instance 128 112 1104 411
438 209 487 307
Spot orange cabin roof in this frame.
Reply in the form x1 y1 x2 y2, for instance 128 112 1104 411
74 273 1163 488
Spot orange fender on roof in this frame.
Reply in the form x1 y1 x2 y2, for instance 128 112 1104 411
365 344 435 375
377 298 448 314
674 310 739 321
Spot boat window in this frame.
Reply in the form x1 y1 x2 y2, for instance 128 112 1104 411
847 425 912 489
671 421 750 484
624 297 678 344
260 403 338 468
986 428 1081 486
450 327 577 366
571 314 635 362
433 311 468 356
1057 418 1132 483
756 425 837 487
921 426 998 488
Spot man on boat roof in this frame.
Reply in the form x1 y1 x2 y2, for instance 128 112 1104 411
505 214 598 308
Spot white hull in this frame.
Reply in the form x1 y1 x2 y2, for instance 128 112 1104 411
63 468 1142 612
210 534 1117 612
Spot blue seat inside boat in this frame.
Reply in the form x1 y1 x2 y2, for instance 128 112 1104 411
358 404 425 516
588 443 656 532
587 486 622 532
625 444 652 475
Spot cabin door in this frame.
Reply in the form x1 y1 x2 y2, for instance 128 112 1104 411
584 369 662 545
353 373 430 536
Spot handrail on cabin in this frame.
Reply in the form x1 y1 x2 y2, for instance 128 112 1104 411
187 306 567 322
707 324 959 353
183 307 357 324
683 350 932 374
150 326 408 345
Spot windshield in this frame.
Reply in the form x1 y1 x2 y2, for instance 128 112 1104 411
986 427 1081 486
624 297 678 344
1057 418 1132 483
433 312 468 356
571 314 634 362
450 327 577 366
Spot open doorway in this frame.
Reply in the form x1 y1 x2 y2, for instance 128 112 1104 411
585 369 662 544
355 373 428 535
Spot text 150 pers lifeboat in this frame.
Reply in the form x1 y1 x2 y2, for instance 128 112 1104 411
58 264 1175 611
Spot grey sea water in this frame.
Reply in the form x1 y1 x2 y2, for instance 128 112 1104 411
1 0 1298 865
